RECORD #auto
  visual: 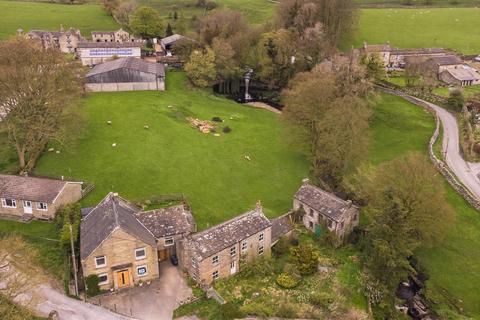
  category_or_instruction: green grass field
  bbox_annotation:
[349,8,480,54]
[433,84,480,98]
[0,1,118,39]
[34,72,309,229]
[370,93,480,318]
[139,0,276,24]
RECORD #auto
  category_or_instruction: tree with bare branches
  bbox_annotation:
[0,37,83,174]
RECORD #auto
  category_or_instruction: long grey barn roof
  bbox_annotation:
[0,174,79,203]
[271,212,294,243]
[428,55,463,66]
[185,208,271,261]
[294,183,357,222]
[80,193,156,260]
[86,57,165,78]
[134,205,196,238]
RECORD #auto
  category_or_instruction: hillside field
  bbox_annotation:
[370,94,480,318]
[34,72,309,230]
[0,1,118,39]
[139,0,276,24]
[348,8,480,54]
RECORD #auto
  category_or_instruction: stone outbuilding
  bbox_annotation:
[180,204,272,285]
[0,174,83,220]
[91,28,138,43]
[85,57,165,92]
[293,180,359,240]
[26,27,84,53]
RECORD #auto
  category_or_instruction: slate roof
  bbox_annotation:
[185,208,272,260]
[77,41,141,49]
[391,48,446,55]
[134,204,196,238]
[80,193,156,260]
[364,44,391,52]
[86,57,165,77]
[0,174,80,203]
[294,183,358,222]
[271,212,294,243]
[428,55,463,66]
[442,67,480,81]
[160,34,186,48]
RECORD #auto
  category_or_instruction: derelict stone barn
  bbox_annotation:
[85,57,165,92]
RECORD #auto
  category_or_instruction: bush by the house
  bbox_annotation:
[223,126,232,133]
[276,273,300,289]
[447,89,464,111]
[272,237,290,257]
[219,302,244,320]
[289,243,319,276]
[85,274,100,297]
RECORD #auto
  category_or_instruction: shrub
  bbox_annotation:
[212,116,223,122]
[309,291,334,309]
[219,302,244,320]
[85,274,100,297]
[276,273,300,289]
[272,237,290,257]
[223,126,232,133]
[447,89,464,111]
[205,1,217,10]
[289,243,319,276]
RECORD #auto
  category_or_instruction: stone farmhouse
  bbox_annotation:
[179,204,273,284]
[80,193,196,290]
[85,57,165,92]
[425,56,480,87]
[362,42,447,69]
[24,26,84,53]
[294,180,359,240]
[0,174,83,220]
[91,28,138,43]
[77,42,142,66]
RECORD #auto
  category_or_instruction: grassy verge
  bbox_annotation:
[369,93,480,318]
[0,220,64,280]
[0,294,46,320]
[34,71,309,230]
[0,0,118,40]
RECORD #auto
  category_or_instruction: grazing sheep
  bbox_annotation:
[112,143,117,148]
[244,155,251,161]
[107,120,112,125]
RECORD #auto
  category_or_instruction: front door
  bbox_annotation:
[117,270,130,288]
[23,201,32,214]
[158,249,169,261]
[230,260,236,275]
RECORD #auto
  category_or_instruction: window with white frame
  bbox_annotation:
[36,202,48,211]
[192,272,197,281]
[135,247,146,260]
[98,273,108,285]
[241,241,248,253]
[95,256,106,268]
[137,265,148,276]
[212,255,219,266]
[258,245,264,255]
[258,233,264,242]
[192,258,197,269]
[1,198,16,208]
[212,270,219,280]
[164,236,174,246]
[230,246,236,257]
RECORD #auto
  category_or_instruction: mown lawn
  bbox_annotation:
[138,0,276,24]
[348,8,480,54]
[370,93,480,318]
[34,71,309,229]
[0,1,118,40]
[0,220,64,279]
[433,84,480,98]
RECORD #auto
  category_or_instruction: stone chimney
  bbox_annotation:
[363,41,367,49]
[346,200,352,208]
[302,177,310,185]
[16,28,23,36]
[255,200,262,211]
